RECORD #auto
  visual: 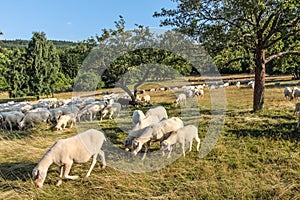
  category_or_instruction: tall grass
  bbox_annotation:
[1,84,300,199]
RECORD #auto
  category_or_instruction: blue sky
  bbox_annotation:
[0,0,176,42]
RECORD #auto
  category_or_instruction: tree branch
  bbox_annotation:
[266,51,300,63]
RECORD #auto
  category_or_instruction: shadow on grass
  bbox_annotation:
[0,162,35,181]
[229,122,300,142]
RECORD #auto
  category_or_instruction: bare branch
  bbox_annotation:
[266,51,300,63]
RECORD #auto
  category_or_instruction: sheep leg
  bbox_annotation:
[189,140,193,152]
[195,137,201,151]
[97,150,106,168]
[56,166,64,186]
[109,112,113,119]
[167,146,173,159]
[85,154,97,178]
[63,163,78,180]
[182,142,186,157]
[141,142,150,160]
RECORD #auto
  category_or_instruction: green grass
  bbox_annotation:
[2,82,300,199]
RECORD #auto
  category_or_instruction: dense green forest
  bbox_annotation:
[1,39,76,49]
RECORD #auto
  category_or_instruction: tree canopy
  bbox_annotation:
[154,0,300,111]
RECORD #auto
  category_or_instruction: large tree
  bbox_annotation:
[154,0,300,111]
[26,32,61,98]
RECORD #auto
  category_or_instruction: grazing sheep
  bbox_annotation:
[100,103,121,120]
[248,81,254,89]
[19,110,51,129]
[193,89,204,97]
[235,81,241,89]
[132,110,146,125]
[141,95,151,105]
[292,87,300,100]
[32,129,106,188]
[77,103,105,122]
[175,93,186,107]
[124,115,160,151]
[160,125,200,158]
[145,106,168,121]
[55,113,76,130]
[131,117,184,160]
[49,108,63,124]
[1,111,25,131]
[284,87,293,100]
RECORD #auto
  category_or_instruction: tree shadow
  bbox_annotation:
[0,162,35,181]
[229,121,300,142]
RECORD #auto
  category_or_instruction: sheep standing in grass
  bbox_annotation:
[292,87,300,100]
[145,105,168,121]
[284,87,293,100]
[100,102,121,120]
[160,125,200,158]
[55,113,76,130]
[174,93,186,107]
[124,115,159,151]
[131,117,184,160]
[32,129,106,188]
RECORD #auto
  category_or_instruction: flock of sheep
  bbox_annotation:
[1,80,260,188]
[284,86,300,128]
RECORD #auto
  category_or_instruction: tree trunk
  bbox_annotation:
[253,49,266,112]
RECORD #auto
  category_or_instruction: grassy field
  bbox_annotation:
[1,79,300,199]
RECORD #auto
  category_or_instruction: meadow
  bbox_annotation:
[1,77,300,199]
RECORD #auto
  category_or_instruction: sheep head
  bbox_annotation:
[32,167,47,188]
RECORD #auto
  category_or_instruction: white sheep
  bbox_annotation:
[131,117,184,160]
[292,87,300,100]
[235,81,241,89]
[100,102,121,120]
[160,125,200,158]
[32,129,106,188]
[141,95,151,104]
[124,115,159,151]
[284,87,293,100]
[132,110,146,125]
[0,111,25,131]
[174,93,187,107]
[248,81,254,89]
[19,110,51,129]
[55,113,76,130]
[145,106,168,121]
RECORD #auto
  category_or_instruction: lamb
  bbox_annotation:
[160,125,200,158]
[100,102,121,120]
[132,110,146,125]
[174,93,186,107]
[145,106,168,121]
[124,115,160,151]
[284,87,293,100]
[32,129,106,188]
[55,113,76,130]
[19,110,51,129]
[131,117,184,160]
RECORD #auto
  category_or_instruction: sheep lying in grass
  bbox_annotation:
[55,113,76,131]
[32,129,106,188]
[131,117,184,160]
[160,125,200,158]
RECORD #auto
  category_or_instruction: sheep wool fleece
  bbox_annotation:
[77,129,105,155]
